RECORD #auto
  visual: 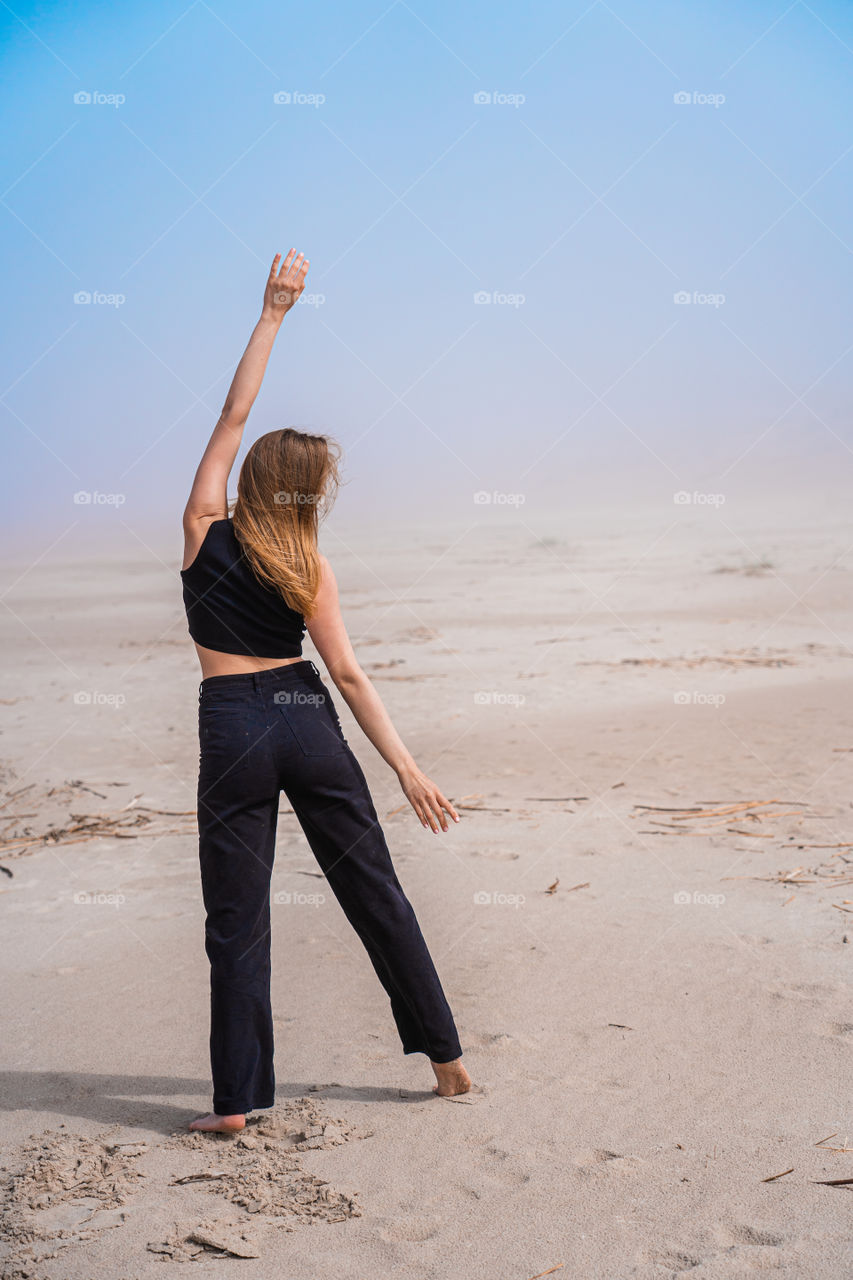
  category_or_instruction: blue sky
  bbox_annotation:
[2,0,852,555]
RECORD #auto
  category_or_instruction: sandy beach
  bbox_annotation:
[1,509,851,1278]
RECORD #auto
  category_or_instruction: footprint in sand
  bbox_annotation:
[641,1245,703,1272]
[462,1029,516,1050]
[770,980,836,1002]
[573,1149,642,1179]
[378,1214,442,1242]
[725,1223,784,1248]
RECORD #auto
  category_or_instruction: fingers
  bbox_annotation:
[286,251,305,280]
[437,790,460,824]
[427,795,448,832]
[426,791,451,832]
[410,796,438,832]
[277,248,297,277]
[274,249,309,292]
[407,784,460,834]
[425,793,445,834]
[418,804,434,832]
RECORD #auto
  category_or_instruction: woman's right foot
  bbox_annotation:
[188,1111,246,1132]
[430,1058,472,1097]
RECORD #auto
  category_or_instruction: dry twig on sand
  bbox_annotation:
[0,779,196,861]
[579,648,799,670]
[761,1168,794,1183]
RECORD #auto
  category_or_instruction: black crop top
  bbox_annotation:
[180,519,307,658]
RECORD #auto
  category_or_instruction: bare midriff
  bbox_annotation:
[192,641,306,681]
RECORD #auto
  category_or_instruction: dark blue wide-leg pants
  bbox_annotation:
[196,659,462,1115]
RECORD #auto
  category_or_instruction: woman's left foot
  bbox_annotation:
[188,1111,245,1132]
[430,1058,471,1096]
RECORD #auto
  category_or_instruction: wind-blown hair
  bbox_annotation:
[231,427,341,618]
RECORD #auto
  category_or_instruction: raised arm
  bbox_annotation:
[307,556,460,834]
[182,249,309,559]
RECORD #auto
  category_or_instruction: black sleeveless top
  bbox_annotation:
[180,519,306,657]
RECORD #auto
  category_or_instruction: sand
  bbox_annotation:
[1,511,851,1278]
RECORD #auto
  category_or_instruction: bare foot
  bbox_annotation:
[188,1111,245,1133]
[430,1058,472,1097]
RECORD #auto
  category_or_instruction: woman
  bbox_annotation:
[181,249,471,1132]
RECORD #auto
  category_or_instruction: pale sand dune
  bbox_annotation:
[1,514,852,1278]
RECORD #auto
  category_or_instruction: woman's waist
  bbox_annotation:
[198,656,321,697]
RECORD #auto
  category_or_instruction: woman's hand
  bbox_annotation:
[262,248,309,321]
[398,765,460,833]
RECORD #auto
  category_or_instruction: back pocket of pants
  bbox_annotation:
[198,703,252,784]
[273,686,347,756]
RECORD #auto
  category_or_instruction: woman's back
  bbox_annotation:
[180,518,306,659]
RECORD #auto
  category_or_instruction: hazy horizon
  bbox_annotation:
[3,0,852,563]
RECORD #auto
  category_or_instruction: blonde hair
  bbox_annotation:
[231,427,341,618]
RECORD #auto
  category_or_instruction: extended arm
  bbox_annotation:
[182,250,309,551]
[307,557,460,834]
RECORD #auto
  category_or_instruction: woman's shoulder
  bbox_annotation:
[181,516,230,574]
[317,552,336,584]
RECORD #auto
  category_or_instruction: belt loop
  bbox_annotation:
[253,670,262,691]
[310,660,319,677]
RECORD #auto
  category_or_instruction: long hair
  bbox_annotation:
[230,428,341,618]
